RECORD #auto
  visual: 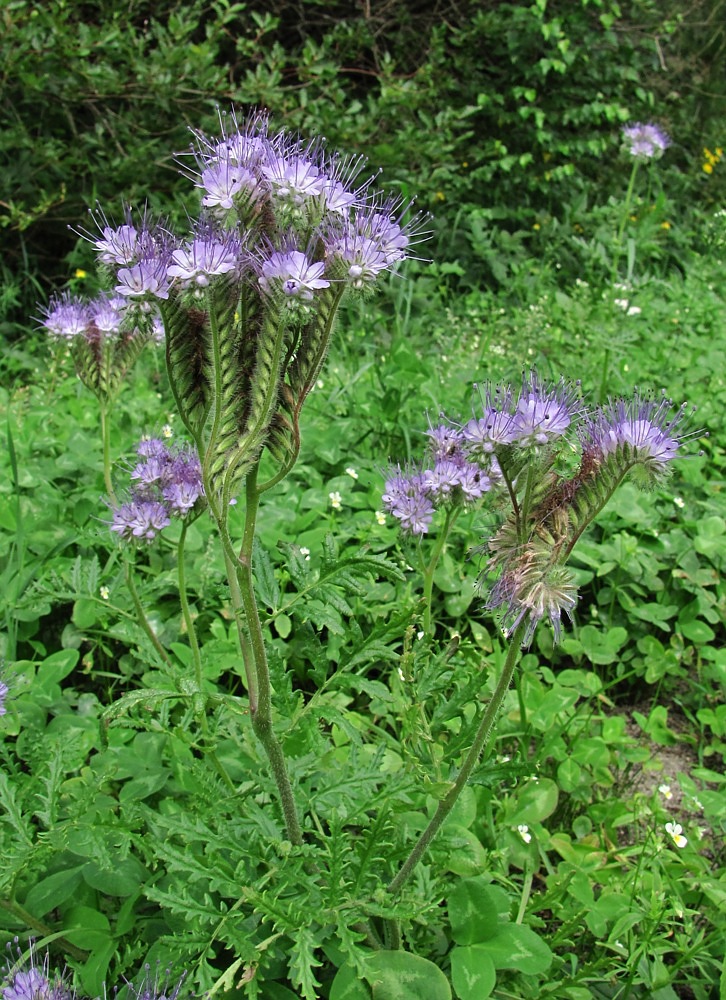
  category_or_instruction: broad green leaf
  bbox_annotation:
[474,923,552,974]
[329,966,371,1000]
[23,864,85,917]
[507,777,559,825]
[448,877,502,945]
[367,952,451,1000]
[450,945,496,1000]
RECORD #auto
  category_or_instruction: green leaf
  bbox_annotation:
[23,865,86,917]
[82,855,147,896]
[474,923,553,974]
[329,966,372,1000]
[367,952,451,1000]
[507,777,559,826]
[450,945,496,1000]
[72,598,98,629]
[578,625,628,664]
[448,877,502,945]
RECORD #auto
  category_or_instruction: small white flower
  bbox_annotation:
[673,496,685,508]
[299,546,311,561]
[328,491,342,510]
[665,821,688,848]
[162,424,173,439]
[614,298,630,310]
[316,378,324,390]
[375,510,386,525]
[100,586,110,600]
[658,784,673,800]
[345,466,359,480]
[416,630,425,640]
[626,305,642,316]
[517,824,532,844]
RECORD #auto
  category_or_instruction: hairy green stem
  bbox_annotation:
[124,559,174,669]
[387,621,526,897]
[177,520,204,695]
[0,898,88,962]
[100,401,115,501]
[236,463,303,845]
[421,508,459,635]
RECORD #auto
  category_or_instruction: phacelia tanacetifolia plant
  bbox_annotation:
[78,108,427,847]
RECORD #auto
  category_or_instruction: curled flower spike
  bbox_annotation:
[581,392,702,483]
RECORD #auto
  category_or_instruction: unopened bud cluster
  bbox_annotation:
[384,372,701,643]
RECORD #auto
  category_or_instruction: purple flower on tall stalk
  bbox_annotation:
[167,231,243,287]
[110,500,171,542]
[259,249,330,301]
[510,372,583,447]
[581,392,695,479]
[40,293,90,339]
[198,161,260,212]
[116,256,171,300]
[622,122,671,160]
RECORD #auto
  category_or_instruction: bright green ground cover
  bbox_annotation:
[1,240,724,998]
[1,2,725,996]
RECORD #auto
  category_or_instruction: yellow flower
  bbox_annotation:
[660,220,671,230]
[74,268,87,279]
[434,191,446,202]
[703,162,714,175]
[532,222,541,231]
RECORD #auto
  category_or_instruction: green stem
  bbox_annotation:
[601,159,640,402]
[237,464,303,845]
[222,545,258,710]
[178,521,237,794]
[124,559,174,669]
[387,622,526,897]
[177,519,204,696]
[100,401,115,501]
[0,898,88,961]
[421,508,459,635]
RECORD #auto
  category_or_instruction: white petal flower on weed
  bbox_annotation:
[665,821,688,848]
[345,466,359,479]
[658,783,673,800]
[162,424,173,439]
[100,586,110,600]
[299,546,311,561]
[375,510,386,525]
[673,496,685,508]
[627,305,642,316]
[517,824,532,844]
[329,491,342,510]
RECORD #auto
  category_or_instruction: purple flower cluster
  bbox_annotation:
[382,424,493,535]
[110,438,204,543]
[384,374,699,643]
[40,291,130,341]
[2,944,70,1000]
[76,113,424,316]
[0,677,7,717]
[2,943,187,1000]
[581,392,695,476]
[622,122,671,160]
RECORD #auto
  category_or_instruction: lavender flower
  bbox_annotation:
[2,943,70,1000]
[262,150,325,208]
[198,161,259,212]
[622,122,671,160]
[167,232,243,287]
[510,372,582,447]
[116,256,171,301]
[461,384,516,456]
[40,293,90,339]
[382,469,435,535]
[109,439,204,543]
[581,393,694,479]
[259,250,330,301]
[0,678,8,716]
